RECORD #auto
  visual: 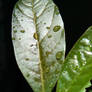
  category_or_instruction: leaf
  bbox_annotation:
[89,90,92,92]
[57,26,92,92]
[12,0,66,92]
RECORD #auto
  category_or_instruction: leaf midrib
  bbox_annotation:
[31,0,45,92]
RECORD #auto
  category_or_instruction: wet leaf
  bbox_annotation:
[57,26,92,92]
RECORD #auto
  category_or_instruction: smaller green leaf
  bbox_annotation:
[57,26,92,92]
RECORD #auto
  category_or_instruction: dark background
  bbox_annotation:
[0,0,92,92]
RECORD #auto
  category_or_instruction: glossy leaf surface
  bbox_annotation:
[12,0,65,92]
[57,26,92,92]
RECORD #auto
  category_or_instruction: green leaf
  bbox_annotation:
[12,0,66,92]
[89,90,92,92]
[57,26,92,92]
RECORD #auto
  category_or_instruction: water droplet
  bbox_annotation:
[82,61,86,66]
[44,23,46,25]
[74,66,78,70]
[42,63,47,70]
[13,26,15,29]
[19,38,21,40]
[34,77,40,82]
[13,30,17,33]
[35,43,38,48]
[55,69,60,74]
[46,27,50,30]
[51,61,56,66]
[20,30,25,33]
[58,60,63,64]
[46,51,51,56]
[45,67,49,73]
[80,38,90,45]
[56,51,62,60]
[73,66,80,72]
[21,19,23,21]
[26,73,30,77]
[33,33,38,40]
[12,37,15,40]
[55,6,59,15]
[30,44,34,47]
[53,25,61,32]
[49,82,53,88]
[25,58,30,61]
[85,47,90,51]
[48,35,52,38]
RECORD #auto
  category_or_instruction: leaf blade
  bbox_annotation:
[57,26,92,92]
[12,0,66,92]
